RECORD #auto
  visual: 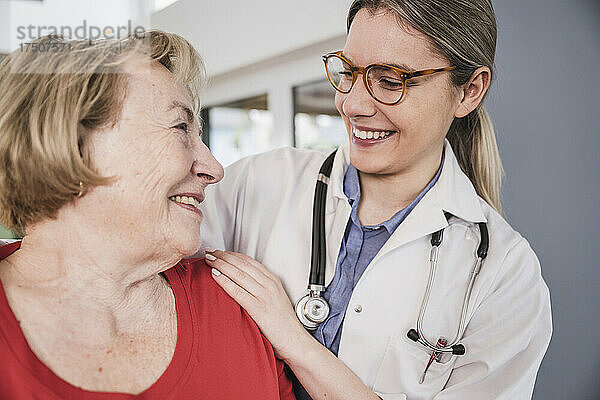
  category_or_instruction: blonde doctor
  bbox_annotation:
[201,0,552,399]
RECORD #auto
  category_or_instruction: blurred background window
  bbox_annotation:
[201,94,275,167]
[293,80,346,151]
[0,225,18,240]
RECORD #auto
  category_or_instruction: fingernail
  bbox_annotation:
[211,268,221,276]
[205,247,218,253]
[205,253,217,261]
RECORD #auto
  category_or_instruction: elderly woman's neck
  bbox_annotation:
[5,222,179,318]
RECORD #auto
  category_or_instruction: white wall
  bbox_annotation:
[150,0,352,77]
[150,0,351,146]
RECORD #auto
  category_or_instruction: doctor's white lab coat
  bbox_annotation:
[200,140,552,400]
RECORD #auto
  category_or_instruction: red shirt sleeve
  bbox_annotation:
[276,359,296,400]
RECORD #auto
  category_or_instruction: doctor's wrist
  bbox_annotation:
[277,327,319,365]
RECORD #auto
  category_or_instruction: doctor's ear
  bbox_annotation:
[454,66,491,118]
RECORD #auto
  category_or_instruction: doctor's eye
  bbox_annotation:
[377,77,404,91]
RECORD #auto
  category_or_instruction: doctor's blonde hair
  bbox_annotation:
[0,30,205,233]
[348,0,504,214]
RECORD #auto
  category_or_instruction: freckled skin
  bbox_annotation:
[333,9,482,225]
[77,55,222,272]
[336,9,460,179]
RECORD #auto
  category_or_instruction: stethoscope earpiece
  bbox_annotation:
[451,344,466,356]
[407,328,420,342]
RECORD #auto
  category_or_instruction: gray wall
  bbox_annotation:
[488,0,600,398]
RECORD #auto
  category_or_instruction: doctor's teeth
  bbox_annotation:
[352,127,392,140]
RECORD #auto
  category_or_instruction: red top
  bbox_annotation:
[0,242,295,400]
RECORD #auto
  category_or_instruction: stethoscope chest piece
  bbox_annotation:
[295,288,330,331]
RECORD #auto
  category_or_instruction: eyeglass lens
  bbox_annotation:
[326,55,405,104]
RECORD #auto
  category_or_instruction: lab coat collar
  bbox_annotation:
[329,141,351,202]
[431,139,487,224]
[328,139,487,225]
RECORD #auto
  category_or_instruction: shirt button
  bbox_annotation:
[354,304,363,313]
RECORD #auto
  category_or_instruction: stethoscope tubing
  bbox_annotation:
[295,151,337,330]
[309,152,336,287]
[411,221,488,355]
[297,149,490,360]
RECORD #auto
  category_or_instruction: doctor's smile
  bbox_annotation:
[351,125,398,145]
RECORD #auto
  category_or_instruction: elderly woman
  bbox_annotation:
[0,32,294,399]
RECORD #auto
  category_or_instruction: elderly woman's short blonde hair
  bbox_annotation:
[0,31,205,233]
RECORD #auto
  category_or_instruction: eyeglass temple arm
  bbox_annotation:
[405,66,455,80]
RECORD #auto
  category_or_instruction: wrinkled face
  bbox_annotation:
[336,9,461,176]
[80,56,223,261]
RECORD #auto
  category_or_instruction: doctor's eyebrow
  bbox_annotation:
[166,100,195,124]
[382,62,416,72]
[340,52,415,72]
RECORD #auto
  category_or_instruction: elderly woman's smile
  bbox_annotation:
[168,194,204,215]
[0,31,295,398]
[75,55,222,259]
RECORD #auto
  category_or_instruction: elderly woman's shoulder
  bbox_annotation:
[171,257,222,292]
[172,258,253,320]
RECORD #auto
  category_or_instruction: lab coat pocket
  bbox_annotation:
[372,335,455,400]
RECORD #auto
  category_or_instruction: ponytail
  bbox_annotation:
[447,106,504,214]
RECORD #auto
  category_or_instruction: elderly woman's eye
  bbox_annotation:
[173,122,189,132]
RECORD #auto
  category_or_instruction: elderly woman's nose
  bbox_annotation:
[192,141,224,184]
[340,77,376,118]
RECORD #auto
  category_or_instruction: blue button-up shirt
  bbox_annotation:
[294,152,444,399]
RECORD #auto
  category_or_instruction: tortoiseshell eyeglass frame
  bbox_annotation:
[323,51,456,106]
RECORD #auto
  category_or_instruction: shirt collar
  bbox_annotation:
[343,150,444,233]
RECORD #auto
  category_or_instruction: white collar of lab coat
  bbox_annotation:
[327,138,487,227]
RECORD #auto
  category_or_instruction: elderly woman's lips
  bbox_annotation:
[169,195,203,216]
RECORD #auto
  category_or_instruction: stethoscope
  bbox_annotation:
[294,150,489,383]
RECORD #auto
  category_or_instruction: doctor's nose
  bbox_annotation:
[338,76,377,119]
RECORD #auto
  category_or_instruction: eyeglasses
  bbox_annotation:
[323,51,455,105]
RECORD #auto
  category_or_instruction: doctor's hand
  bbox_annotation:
[205,250,313,362]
